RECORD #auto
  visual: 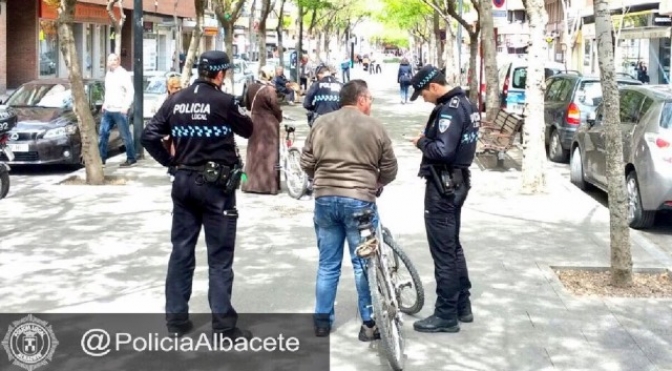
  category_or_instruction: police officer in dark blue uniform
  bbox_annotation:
[141,50,254,340]
[303,64,342,127]
[408,65,480,333]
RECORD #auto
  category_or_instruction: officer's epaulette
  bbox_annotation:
[448,97,460,108]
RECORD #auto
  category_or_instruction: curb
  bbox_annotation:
[542,160,672,271]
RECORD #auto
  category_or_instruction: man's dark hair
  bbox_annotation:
[198,69,221,80]
[340,79,369,106]
[429,73,448,87]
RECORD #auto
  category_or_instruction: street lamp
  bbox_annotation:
[560,42,568,72]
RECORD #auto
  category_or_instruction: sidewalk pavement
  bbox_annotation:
[2,68,672,370]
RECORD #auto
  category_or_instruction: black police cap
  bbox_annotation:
[197,50,231,73]
[410,65,445,102]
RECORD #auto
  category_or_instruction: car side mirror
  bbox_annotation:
[587,111,597,126]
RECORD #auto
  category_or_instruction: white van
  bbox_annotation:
[497,59,568,116]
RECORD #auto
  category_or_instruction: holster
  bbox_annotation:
[429,166,469,196]
[181,161,242,195]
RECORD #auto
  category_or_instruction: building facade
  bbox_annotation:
[0,0,197,94]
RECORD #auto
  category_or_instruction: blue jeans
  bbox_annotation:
[99,110,135,162]
[400,84,410,102]
[313,196,378,328]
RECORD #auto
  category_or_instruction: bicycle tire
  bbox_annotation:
[0,169,9,200]
[382,227,425,315]
[285,148,308,199]
[368,256,404,371]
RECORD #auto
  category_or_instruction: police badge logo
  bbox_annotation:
[438,119,450,133]
[1,315,59,371]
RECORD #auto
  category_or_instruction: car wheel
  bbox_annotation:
[569,146,588,190]
[626,170,656,229]
[548,129,569,163]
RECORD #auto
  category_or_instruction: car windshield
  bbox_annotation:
[145,79,166,95]
[512,67,564,89]
[577,80,642,107]
[6,83,73,108]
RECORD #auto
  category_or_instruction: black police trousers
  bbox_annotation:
[166,170,239,332]
[424,179,472,320]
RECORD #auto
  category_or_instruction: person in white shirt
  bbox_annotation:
[100,53,136,167]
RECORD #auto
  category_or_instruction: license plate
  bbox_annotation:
[8,143,29,152]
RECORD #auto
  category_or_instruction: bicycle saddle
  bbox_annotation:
[285,124,296,133]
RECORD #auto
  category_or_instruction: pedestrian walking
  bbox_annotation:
[241,65,284,195]
[340,56,351,83]
[397,58,413,104]
[140,50,254,341]
[408,65,480,333]
[300,79,398,340]
[99,53,136,167]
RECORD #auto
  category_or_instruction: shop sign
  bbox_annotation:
[40,0,122,22]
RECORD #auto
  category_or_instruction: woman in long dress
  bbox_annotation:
[241,65,283,195]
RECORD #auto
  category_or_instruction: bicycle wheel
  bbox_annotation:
[382,227,425,315]
[368,255,404,371]
[285,148,308,199]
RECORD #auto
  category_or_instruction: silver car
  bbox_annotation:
[569,84,672,229]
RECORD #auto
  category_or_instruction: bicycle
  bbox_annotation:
[277,122,310,199]
[354,208,425,371]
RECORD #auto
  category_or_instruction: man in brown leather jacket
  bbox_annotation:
[300,79,398,340]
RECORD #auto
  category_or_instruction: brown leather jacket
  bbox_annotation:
[300,107,398,202]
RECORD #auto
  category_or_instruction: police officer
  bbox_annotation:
[303,64,342,127]
[141,50,254,340]
[408,65,479,333]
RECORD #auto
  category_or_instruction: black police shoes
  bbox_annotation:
[459,301,474,323]
[167,320,194,337]
[413,315,460,333]
[213,327,253,341]
[314,325,330,337]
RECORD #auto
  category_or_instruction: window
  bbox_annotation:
[660,102,672,129]
[6,83,72,108]
[619,90,644,123]
[545,79,566,102]
[511,67,526,89]
[39,21,59,78]
[558,79,574,101]
[640,97,654,119]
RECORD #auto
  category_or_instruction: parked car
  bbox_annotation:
[497,59,567,116]
[544,73,642,162]
[0,79,124,166]
[143,73,181,120]
[569,84,672,229]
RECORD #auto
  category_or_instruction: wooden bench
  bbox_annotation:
[477,109,525,168]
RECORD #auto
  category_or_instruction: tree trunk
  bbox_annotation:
[467,33,479,102]
[223,21,235,87]
[181,0,205,87]
[58,0,104,185]
[276,0,286,65]
[172,1,182,72]
[106,0,125,56]
[258,0,271,66]
[249,0,257,61]
[594,0,633,287]
[480,0,501,121]
[521,0,548,194]
[443,21,458,86]
[433,12,443,67]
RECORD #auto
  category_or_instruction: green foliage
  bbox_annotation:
[370,26,410,48]
[376,0,431,29]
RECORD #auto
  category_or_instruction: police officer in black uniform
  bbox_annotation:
[141,50,254,339]
[303,64,342,127]
[408,65,480,333]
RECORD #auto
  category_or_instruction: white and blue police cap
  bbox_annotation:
[197,50,231,73]
[410,65,445,102]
